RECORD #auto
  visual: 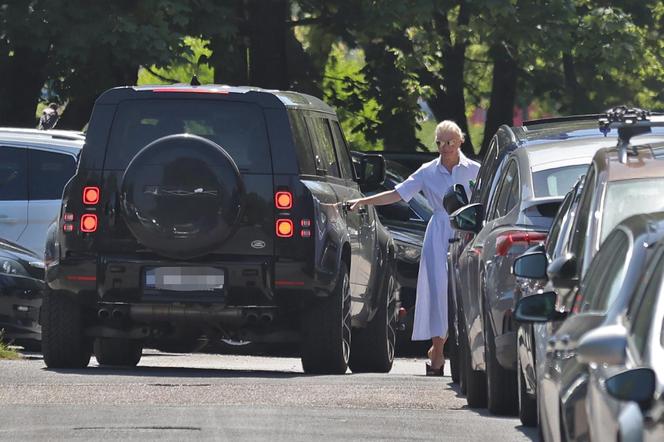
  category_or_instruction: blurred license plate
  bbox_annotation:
[145,267,225,291]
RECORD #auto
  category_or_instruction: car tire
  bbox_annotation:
[349,274,397,373]
[448,292,460,384]
[94,338,143,367]
[518,331,538,427]
[41,290,91,369]
[301,265,351,374]
[460,312,487,407]
[484,308,518,416]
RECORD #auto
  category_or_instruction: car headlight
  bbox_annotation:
[0,258,29,276]
[395,240,421,263]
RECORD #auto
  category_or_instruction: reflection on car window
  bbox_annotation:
[532,164,587,197]
[29,150,76,200]
[630,251,664,355]
[600,178,664,243]
[0,146,27,201]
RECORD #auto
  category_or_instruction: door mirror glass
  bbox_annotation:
[606,368,656,404]
[514,291,564,323]
[576,324,627,366]
[548,254,578,288]
[513,251,548,279]
[357,154,386,191]
[450,203,484,234]
[443,184,469,215]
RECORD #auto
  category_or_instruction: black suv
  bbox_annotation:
[41,85,399,374]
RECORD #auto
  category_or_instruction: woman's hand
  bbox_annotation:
[346,198,364,211]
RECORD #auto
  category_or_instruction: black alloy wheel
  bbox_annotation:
[448,292,460,384]
[517,327,538,427]
[460,312,487,408]
[483,307,518,415]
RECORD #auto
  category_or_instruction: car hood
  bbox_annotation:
[0,238,45,279]
[388,226,424,248]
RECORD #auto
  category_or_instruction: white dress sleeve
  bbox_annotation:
[395,166,425,202]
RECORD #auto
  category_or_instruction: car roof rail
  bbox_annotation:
[598,106,664,163]
[523,114,602,127]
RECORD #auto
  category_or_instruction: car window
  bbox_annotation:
[587,230,630,312]
[287,110,316,175]
[505,164,521,213]
[545,189,574,257]
[629,251,664,355]
[490,160,518,219]
[330,121,355,180]
[600,177,664,243]
[306,117,340,178]
[0,146,28,201]
[574,229,629,313]
[105,99,271,172]
[532,164,587,197]
[28,150,76,200]
[569,165,596,271]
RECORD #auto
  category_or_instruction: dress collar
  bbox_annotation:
[437,151,471,173]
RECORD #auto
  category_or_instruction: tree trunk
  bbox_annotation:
[210,0,249,86]
[247,0,289,89]
[562,52,593,114]
[0,46,48,127]
[480,42,518,159]
[425,4,474,157]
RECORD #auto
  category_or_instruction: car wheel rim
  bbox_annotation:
[341,272,351,363]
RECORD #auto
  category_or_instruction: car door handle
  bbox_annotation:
[0,216,19,224]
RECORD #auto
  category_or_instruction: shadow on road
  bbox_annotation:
[44,364,311,379]
[443,381,540,441]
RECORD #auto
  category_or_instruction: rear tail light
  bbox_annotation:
[276,219,294,238]
[63,212,75,222]
[63,223,74,232]
[495,231,547,256]
[83,186,100,205]
[301,219,311,228]
[80,214,98,233]
[300,229,311,238]
[275,191,293,210]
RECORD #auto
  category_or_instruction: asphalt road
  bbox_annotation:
[0,351,538,441]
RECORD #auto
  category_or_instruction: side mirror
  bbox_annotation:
[514,291,566,323]
[605,368,656,404]
[357,154,386,191]
[513,251,548,279]
[450,203,484,234]
[576,324,627,366]
[547,254,578,289]
[443,184,469,215]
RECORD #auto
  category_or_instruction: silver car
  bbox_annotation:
[0,128,83,255]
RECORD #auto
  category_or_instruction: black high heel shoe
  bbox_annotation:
[425,362,445,376]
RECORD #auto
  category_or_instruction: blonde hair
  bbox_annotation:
[435,120,465,142]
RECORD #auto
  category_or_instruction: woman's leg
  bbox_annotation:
[430,336,446,369]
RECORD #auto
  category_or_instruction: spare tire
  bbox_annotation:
[120,134,244,259]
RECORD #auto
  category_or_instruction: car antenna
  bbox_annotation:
[598,106,651,164]
[190,75,201,86]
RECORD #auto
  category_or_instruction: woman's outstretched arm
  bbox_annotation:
[346,190,402,211]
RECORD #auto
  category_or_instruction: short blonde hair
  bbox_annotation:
[435,120,465,142]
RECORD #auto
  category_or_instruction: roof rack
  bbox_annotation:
[598,106,664,163]
[523,114,601,127]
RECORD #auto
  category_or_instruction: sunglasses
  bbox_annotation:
[435,139,458,147]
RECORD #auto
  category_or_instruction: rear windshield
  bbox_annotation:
[600,177,664,242]
[104,99,271,172]
[532,164,587,197]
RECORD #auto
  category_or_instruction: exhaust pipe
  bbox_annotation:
[260,313,273,324]
[98,308,110,320]
[246,313,258,324]
[111,309,124,320]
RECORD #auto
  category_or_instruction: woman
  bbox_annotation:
[348,120,480,375]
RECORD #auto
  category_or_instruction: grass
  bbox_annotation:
[0,330,20,360]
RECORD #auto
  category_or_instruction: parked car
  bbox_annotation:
[513,111,664,434]
[41,84,399,374]
[515,211,664,442]
[0,128,83,255]
[511,175,587,426]
[579,228,664,442]
[361,150,437,174]
[449,119,609,414]
[0,237,45,351]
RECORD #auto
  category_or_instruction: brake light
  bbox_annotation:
[276,219,294,238]
[152,87,229,94]
[80,214,98,233]
[83,186,100,205]
[275,191,293,210]
[63,213,74,222]
[495,231,547,256]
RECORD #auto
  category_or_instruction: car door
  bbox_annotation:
[0,145,28,244]
[22,148,77,254]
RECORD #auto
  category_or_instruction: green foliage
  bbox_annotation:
[0,330,20,360]
[137,37,214,85]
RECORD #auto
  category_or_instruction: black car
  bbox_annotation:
[0,238,45,351]
[41,84,399,374]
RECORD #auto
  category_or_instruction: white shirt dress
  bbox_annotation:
[395,153,480,341]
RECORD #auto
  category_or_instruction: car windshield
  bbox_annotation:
[105,99,271,172]
[532,164,588,198]
[600,177,664,242]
